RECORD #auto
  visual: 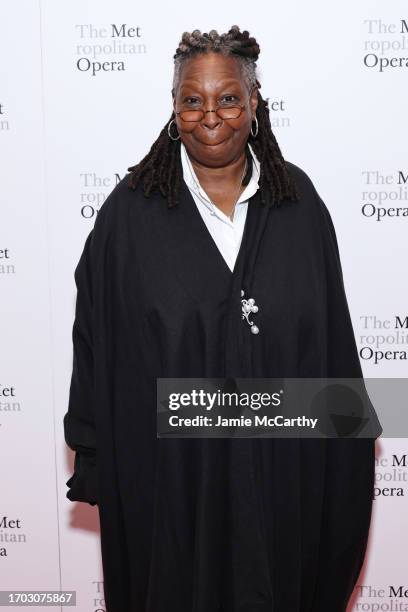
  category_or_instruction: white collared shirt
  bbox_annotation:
[180,141,261,272]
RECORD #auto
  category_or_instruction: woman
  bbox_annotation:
[64,26,379,612]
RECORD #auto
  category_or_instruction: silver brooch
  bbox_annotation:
[241,289,260,335]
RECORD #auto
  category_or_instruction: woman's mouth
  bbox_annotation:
[197,138,228,147]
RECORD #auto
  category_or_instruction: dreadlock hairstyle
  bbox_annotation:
[127,25,299,208]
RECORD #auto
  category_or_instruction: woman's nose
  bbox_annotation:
[201,108,222,129]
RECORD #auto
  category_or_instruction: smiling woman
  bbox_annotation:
[63,24,380,612]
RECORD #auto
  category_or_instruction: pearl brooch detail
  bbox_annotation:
[241,290,260,335]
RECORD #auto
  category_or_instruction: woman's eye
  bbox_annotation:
[184,97,200,105]
[220,95,238,104]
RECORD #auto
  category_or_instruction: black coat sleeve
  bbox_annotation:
[63,229,98,506]
[309,185,381,610]
[317,189,365,378]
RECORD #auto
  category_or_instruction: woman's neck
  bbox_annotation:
[187,147,248,217]
[189,149,247,190]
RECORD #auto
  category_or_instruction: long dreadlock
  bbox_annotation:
[127,25,299,207]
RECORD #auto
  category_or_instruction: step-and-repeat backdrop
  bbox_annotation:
[1,1,407,610]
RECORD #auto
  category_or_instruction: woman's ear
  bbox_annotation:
[250,86,259,117]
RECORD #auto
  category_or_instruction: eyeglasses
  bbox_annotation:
[175,104,246,123]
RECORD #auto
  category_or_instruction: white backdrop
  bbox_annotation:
[1,1,407,610]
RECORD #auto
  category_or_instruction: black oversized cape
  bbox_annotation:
[64,157,379,612]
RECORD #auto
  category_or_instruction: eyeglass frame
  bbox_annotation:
[175,103,247,123]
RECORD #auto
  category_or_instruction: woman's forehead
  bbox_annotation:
[178,54,244,87]
[181,52,241,72]
[179,76,243,91]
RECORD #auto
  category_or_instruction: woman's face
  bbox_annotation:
[173,52,258,167]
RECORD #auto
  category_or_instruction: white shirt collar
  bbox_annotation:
[180,140,260,214]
